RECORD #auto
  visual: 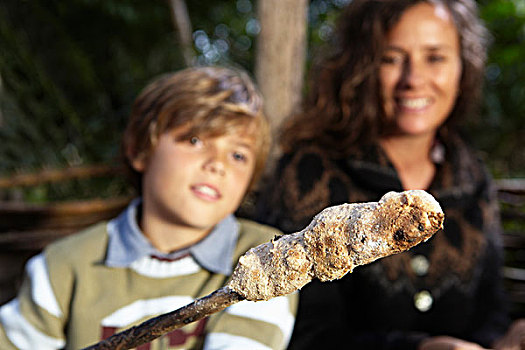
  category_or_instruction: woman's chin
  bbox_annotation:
[394,120,439,138]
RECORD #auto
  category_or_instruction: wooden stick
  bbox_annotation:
[82,287,244,350]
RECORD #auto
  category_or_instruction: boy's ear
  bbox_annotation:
[131,156,146,173]
[126,146,147,173]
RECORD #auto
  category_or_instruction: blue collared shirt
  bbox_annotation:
[105,198,239,275]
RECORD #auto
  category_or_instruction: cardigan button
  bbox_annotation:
[414,290,433,312]
[411,255,429,276]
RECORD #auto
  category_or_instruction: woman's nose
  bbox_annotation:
[400,59,425,88]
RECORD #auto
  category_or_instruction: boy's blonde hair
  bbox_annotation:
[122,66,270,195]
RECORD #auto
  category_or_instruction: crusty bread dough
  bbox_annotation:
[228,190,444,301]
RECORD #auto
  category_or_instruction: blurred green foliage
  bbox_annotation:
[0,0,523,203]
[476,0,525,178]
[0,0,184,172]
[0,0,185,201]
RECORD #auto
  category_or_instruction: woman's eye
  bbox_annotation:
[428,54,445,63]
[381,54,402,65]
[381,56,395,64]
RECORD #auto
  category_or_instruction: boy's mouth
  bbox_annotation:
[192,184,221,200]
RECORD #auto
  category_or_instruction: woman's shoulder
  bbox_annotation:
[279,143,332,165]
[258,144,353,233]
[277,144,342,180]
[445,133,494,187]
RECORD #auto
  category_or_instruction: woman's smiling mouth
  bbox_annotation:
[397,97,432,110]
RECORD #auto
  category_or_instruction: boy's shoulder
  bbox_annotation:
[234,218,282,256]
[45,221,110,265]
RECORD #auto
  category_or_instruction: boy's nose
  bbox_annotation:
[203,153,226,176]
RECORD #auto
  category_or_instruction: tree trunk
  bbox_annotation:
[255,0,308,171]
[168,0,194,66]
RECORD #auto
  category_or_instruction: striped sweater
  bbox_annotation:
[0,210,297,349]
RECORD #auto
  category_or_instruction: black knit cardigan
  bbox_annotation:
[255,136,510,350]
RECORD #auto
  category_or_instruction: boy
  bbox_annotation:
[0,66,297,349]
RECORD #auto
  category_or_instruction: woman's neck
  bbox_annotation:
[379,134,436,190]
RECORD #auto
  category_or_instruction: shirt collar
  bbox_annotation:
[105,198,239,275]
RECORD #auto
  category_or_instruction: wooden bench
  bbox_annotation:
[496,179,525,319]
[0,165,132,305]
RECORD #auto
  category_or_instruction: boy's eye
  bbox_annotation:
[232,151,247,162]
[189,136,202,146]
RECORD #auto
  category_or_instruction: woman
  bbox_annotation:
[256,0,522,348]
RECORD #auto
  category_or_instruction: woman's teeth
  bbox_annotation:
[399,98,430,109]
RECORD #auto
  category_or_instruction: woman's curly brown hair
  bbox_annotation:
[281,0,489,157]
